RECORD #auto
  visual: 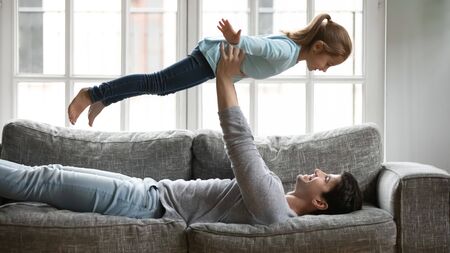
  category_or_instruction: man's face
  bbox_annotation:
[293,168,341,202]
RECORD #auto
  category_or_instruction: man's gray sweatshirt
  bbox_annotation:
[156,106,297,225]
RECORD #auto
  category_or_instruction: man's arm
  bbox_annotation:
[215,44,292,224]
[215,42,244,111]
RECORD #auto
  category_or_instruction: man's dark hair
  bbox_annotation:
[315,171,363,215]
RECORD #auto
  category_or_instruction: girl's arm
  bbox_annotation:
[217,19,293,61]
[216,44,291,224]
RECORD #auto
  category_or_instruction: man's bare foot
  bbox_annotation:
[88,101,106,127]
[68,88,93,125]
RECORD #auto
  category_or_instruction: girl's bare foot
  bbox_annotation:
[68,88,93,125]
[88,101,106,127]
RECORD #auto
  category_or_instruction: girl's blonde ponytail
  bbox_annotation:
[284,13,352,60]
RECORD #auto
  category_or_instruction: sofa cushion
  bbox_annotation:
[187,205,396,253]
[0,202,187,253]
[192,129,234,180]
[192,124,383,203]
[1,119,195,180]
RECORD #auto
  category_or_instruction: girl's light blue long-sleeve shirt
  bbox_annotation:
[198,35,301,80]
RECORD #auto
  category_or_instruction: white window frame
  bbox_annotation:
[1,0,189,132]
[191,0,385,137]
[0,0,385,140]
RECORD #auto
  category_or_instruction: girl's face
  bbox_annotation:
[306,52,344,72]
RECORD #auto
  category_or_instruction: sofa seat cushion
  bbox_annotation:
[187,205,396,253]
[0,202,187,253]
[1,119,195,180]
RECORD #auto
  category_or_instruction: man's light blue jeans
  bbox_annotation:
[0,159,164,219]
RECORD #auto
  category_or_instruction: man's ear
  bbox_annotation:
[312,197,328,211]
[311,40,325,54]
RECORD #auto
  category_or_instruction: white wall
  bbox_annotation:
[386,0,450,172]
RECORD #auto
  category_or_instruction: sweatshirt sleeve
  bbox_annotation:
[218,106,293,224]
[235,36,292,61]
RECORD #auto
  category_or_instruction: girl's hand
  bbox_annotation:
[217,18,241,45]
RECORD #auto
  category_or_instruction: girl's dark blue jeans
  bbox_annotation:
[89,47,215,106]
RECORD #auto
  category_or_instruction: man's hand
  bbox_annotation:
[216,42,245,79]
[217,18,241,45]
[216,43,245,112]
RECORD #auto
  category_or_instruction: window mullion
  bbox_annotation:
[12,0,18,121]
[186,0,201,130]
[10,0,17,122]
[250,79,258,136]
[306,79,314,133]
[176,0,188,130]
[121,0,128,131]
[362,0,368,125]
[13,0,18,77]
[249,0,257,134]
[250,0,257,36]
[353,83,356,125]
[306,0,314,133]
[65,0,72,127]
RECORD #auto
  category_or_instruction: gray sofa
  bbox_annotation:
[0,119,448,253]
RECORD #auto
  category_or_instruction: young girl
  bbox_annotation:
[68,13,352,126]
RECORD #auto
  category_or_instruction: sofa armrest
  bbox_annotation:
[377,162,449,252]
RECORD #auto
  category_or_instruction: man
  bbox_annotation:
[0,44,362,226]
[211,43,362,224]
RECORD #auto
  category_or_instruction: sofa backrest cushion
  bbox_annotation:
[1,119,194,181]
[192,124,383,204]
[192,130,234,180]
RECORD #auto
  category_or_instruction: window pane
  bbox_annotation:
[202,0,248,38]
[127,0,178,132]
[130,0,164,8]
[17,82,65,126]
[72,83,121,131]
[74,0,121,75]
[315,0,363,12]
[259,0,307,76]
[257,83,306,135]
[315,0,363,76]
[18,0,65,74]
[313,83,362,132]
[202,81,250,131]
[201,1,250,131]
[261,0,307,33]
[355,83,362,124]
[128,94,177,132]
[129,0,177,73]
[19,0,41,8]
